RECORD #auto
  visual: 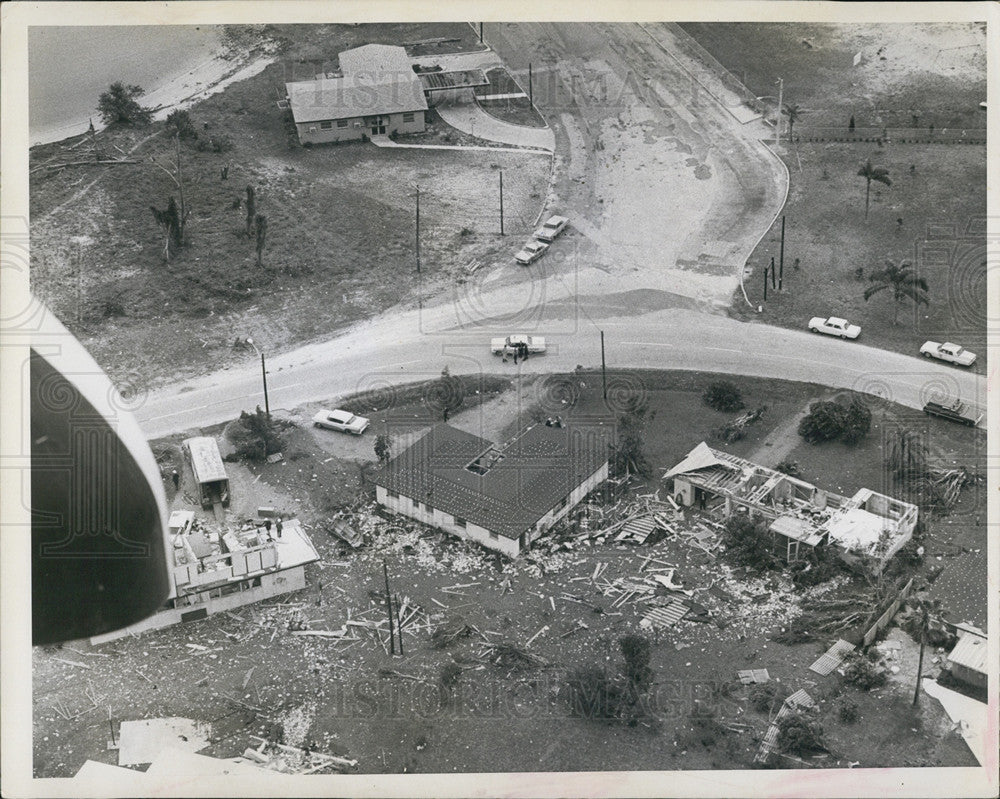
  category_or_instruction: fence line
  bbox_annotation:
[793,126,985,145]
[862,576,915,648]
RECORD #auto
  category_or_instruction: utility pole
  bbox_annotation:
[528,63,533,106]
[499,170,504,235]
[479,22,483,43]
[778,215,785,290]
[415,185,420,274]
[600,330,607,401]
[775,77,784,146]
[245,338,270,418]
[383,560,396,655]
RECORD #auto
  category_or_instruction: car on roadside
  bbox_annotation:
[533,215,569,242]
[922,399,983,427]
[490,334,546,356]
[807,316,861,339]
[919,341,976,367]
[312,408,370,435]
[514,239,549,265]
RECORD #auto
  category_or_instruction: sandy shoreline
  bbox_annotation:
[31,47,277,148]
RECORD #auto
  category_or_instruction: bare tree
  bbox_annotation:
[149,132,191,247]
[255,214,267,267]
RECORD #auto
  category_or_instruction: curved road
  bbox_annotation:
[123,23,986,438]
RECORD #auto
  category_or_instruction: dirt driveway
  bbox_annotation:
[482,22,788,313]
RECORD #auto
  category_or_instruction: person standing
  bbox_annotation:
[171,469,180,490]
[276,518,283,538]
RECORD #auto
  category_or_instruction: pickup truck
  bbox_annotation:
[922,399,983,427]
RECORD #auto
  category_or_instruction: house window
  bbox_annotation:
[337,119,348,128]
[386,489,398,499]
[454,517,467,529]
[402,112,415,123]
[320,121,333,130]
[488,530,498,539]
[556,496,569,510]
[425,504,435,515]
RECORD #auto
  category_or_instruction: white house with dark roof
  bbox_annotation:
[285,44,429,145]
[372,423,610,557]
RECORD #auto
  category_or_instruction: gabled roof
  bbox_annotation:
[947,630,988,674]
[928,548,988,633]
[373,423,610,539]
[662,441,727,481]
[285,43,428,124]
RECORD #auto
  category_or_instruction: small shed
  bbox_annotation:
[769,514,825,562]
[946,630,987,690]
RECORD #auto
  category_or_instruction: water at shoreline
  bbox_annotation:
[28,26,224,145]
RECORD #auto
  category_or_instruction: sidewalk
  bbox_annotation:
[434,89,555,151]
[369,135,549,155]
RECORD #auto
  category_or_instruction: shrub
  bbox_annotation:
[619,634,652,691]
[789,546,845,588]
[196,134,234,153]
[226,406,284,461]
[439,662,462,690]
[841,651,888,690]
[777,714,825,755]
[722,515,777,572]
[98,82,151,127]
[703,381,745,412]
[165,109,198,141]
[840,396,872,445]
[775,459,801,477]
[838,697,860,723]
[749,682,778,713]
[798,395,871,445]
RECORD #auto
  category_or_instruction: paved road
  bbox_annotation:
[434,90,556,151]
[134,296,984,438]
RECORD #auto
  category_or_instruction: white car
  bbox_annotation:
[808,316,861,339]
[514,239,549,265]
[490,334,546,355]
[533,215,569,242]
[920,341,976,366]
[312,408,370,435]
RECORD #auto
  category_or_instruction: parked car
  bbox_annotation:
[514,239,549,265]
[807,316,861,339]
[490,334,546,355]
[919,341,976,366]
[312,408,370,435]
[922,399,983,427]
[533,215,569,242]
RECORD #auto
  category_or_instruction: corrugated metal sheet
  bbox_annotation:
[809,639,855,675]
[947,631,988,674]
[184,437,227,484]
[737,669,770,685]
[639,600,689,630]
[784,688,815,711]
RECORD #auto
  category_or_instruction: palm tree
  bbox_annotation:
[885,428,929,479]
[911,595,943,706]
[863,259,929,325]
[857,159,892,220]
[783,104,804,138]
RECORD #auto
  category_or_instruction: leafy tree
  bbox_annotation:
[837,697,860,723]
[97,82,151,127]
[910,595,942,706]
[421,366,465,422]
[245,186,256,237]
[374,433,391,463]
[841,650,888,690]
[722,514,776,572]
[703,381,745,412]
[840,395,872,445]
[863,259,930,325]
[255,214,267,267]
[165,109,198,141]
[610,397,651,479]
[783,103,804,137]
[798,401,848,444]
[857,159,891,220]
[227,405,283,461]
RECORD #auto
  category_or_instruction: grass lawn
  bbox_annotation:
[678,22,987,131]
[730,142,986,366]
[32,369,981,776]
[28,26,549,388]
[475,68,547,129]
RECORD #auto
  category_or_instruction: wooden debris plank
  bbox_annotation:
[736,668,770,685]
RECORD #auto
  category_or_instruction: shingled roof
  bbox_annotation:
[372,423,611,539]
[927,548,988,634]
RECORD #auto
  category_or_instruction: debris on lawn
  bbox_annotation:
[737,669,771,685]
[245,735,357,774]
[117,718,212,766]
[808,639,856,676]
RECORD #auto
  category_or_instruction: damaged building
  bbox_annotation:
[90,514,320,644]
[372,423,610,557]
[664,442,918,570]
